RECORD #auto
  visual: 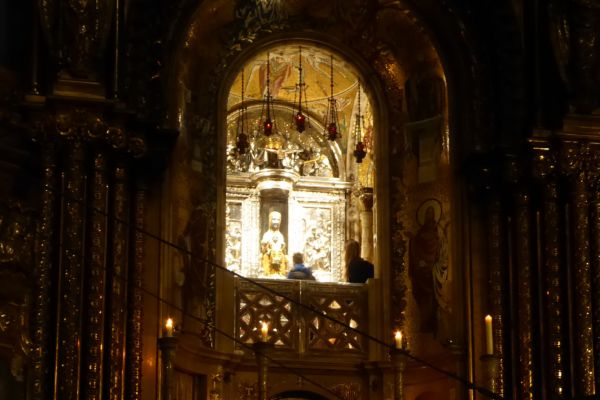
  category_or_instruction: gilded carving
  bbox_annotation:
[56,140,86,400]
[590,172,600,393]
[515,189,533,400]
[236,278,368,354]
[560,141,596,395]
[0,202,35,271]
[108,164,129,400]
[486,197,505,396]
[572,170,595,394]
[30,144,57,400]
[83,152,108,400]
[390,176,408,329]
[127,186,145,400]
[40,109,147,157]
[37,0,115,79]
[532,144,566,397]
[506,153,534,400]
[237,381,258,400]
[180,203,216,348]
[329,382,361,400]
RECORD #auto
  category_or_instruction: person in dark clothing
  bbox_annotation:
[345,240,374,283]
[287,252,316,280]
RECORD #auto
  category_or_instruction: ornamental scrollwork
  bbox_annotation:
[0,202,35,274]
[329,382,361,400]
[35,109,147,157]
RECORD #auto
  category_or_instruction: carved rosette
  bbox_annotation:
[561,141,595,395]
[40,109,147,157]
[531,142,566,397]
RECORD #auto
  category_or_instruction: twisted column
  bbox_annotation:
[83,152,109,400]
[55,140,86,400]
[30,143,57,400]
[563,144,595,396]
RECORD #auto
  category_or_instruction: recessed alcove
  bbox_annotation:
[224,42,375,283]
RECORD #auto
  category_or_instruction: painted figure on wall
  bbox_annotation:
[261,211,288,276]
[409,199,449,333]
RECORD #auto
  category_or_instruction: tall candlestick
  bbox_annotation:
[484,315,493,355]
[261,321,269,341]
[394,330,403,349]
[165,318,174,337]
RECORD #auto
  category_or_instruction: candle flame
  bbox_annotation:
[166,318,174,329]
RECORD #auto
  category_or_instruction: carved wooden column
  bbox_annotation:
[563,143,595,396]
[30,142,57,400]
[486,195,505,396]
[83,151,109,400]
[508,158,534,399]
[530,139,567,397]
[126,180,146,400]
[55,139,86,400]
[108,162,130,400]
[592,170,600,392]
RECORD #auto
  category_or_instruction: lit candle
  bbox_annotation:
[484,315,493,355]
[394,330,403,349]
[261,321,269,341]
[165,318,174,337]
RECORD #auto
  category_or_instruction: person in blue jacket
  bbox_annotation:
[287,252,316,280]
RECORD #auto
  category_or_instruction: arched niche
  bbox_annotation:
[164,1,460,372]
[223,42,375,282]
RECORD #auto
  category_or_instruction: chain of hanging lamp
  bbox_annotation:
[353,81,367,163]
[236,67,250,154]
[262,53,276,136]
[293,46,308,133]
[325,54,340,141]
[246,49,366,164]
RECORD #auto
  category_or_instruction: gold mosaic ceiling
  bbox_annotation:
[226,43,372,128]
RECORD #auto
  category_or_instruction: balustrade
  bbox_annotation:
[235,278,369,358]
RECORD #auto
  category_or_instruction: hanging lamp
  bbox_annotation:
[324,54,340,141]
[261,53,276,136]
[236,67,250,154]
[293,46,308,133]
[353,81,367,163]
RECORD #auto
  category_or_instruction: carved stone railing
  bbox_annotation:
[235,278,369,358]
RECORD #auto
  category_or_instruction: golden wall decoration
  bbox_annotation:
[531,143,566,398]
[127,185,146,400]
[83,152,108,400]
[515,188,533,400]
[30,144,57,400]
[487,197,505,396]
